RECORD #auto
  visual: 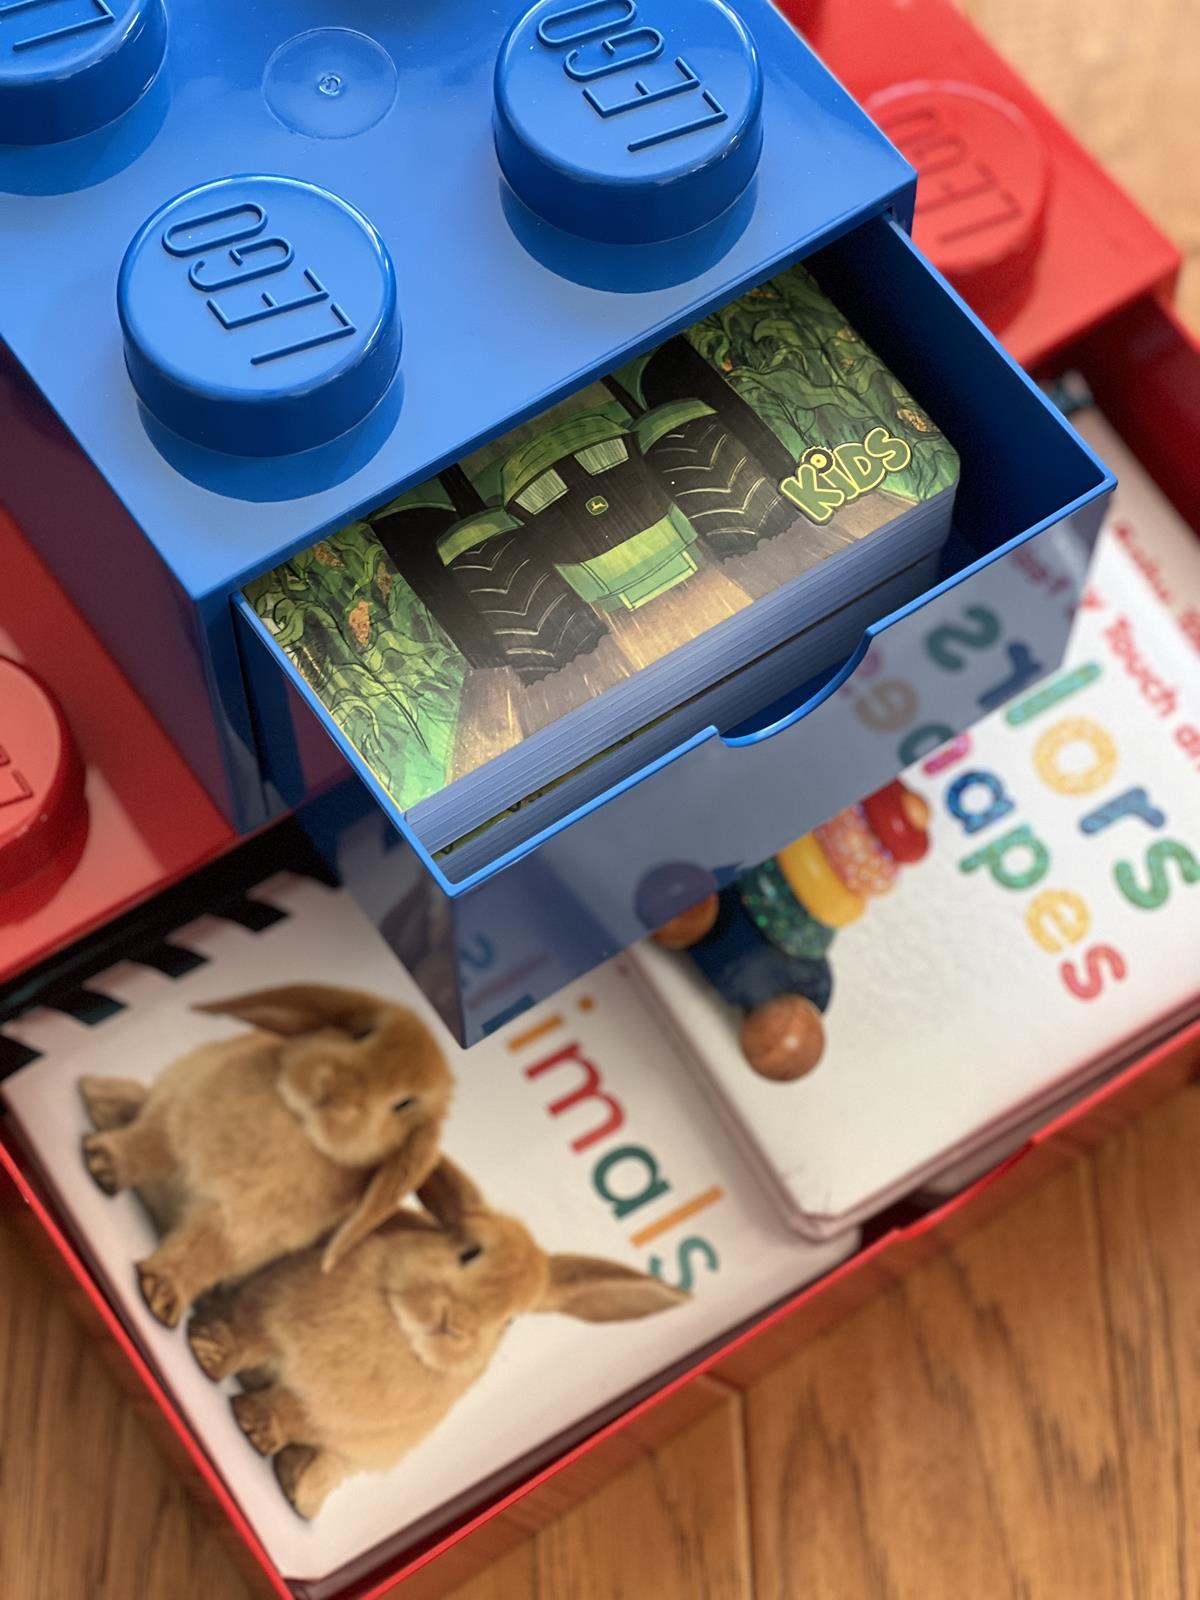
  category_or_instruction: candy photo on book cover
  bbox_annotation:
[648,776,933,1080]
[245,264,959,817]
[0,875,857,1589]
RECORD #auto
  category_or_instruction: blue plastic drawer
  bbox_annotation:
[0,0,914,831]
[236,214,1114,1042]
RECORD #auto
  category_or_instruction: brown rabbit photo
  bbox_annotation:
[5,872,853,1582]
[78,983,454,1327]
[186,1157,688,1518]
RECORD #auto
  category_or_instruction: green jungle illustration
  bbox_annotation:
[246,266,960,817]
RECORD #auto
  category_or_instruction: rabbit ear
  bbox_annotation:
[321,1118,443,1273]
[415,1156,486,1231]
[537,1256,689,1322]
[193,984,380,1038]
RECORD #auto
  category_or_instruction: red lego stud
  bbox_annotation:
[0,657,88,917]
[864,81,1051,325]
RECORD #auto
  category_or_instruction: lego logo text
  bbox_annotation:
[161,201,357,369]
[536,0,728,153]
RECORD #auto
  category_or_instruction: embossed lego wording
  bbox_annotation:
[877,102,1026,247]
[162,204,269,257]
[563,24,662,83]
[0,743,33,808]
[536,0,637,47]
[0,0,116,56]
[187,239,294,294]
[536,0,727,153]
[161,201,357,369]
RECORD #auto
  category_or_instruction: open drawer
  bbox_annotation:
[237,213,1113,1043]
[0,0,919,837]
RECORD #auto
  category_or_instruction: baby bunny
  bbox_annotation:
[186,1157,688,1519]
[78,984,453,1328]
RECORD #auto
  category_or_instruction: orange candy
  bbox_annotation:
[650,893,719,950]
[740,994,826,1081]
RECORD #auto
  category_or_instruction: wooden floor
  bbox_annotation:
[3,4,1198,1597]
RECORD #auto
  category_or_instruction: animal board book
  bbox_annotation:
[245,263,959,853]
[0,871,857,1594]
[632,423,1200,1238]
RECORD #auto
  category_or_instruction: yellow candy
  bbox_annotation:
[776,833,866,928]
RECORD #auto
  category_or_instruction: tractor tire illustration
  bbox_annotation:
[636,338,796,561]
[438,510,607,683]
[373,481,605,683]
[643,409,797,561]
[373,496,508,672]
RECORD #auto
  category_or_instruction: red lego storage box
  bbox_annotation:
[1,2,1199,1595]
[793,0,1182,372]
[0,482,1197,1598]
[794,0,1200,536]
[1,434,1197,1593]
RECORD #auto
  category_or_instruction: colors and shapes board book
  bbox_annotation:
[0,872,856,1594]
[633,418,1200,1238]
[245,263,958,850]
[1072,405,1200,664]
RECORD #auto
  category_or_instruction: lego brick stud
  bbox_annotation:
[494,0,763,243]
[0,0,166,146]
[117,176,402,456]
[0,658,86,896]
[864,82,1051,317]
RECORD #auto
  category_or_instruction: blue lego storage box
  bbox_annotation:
[0,0,1113,1040]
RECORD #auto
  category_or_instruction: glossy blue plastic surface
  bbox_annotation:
[0,0,913,825]
[238,216,1115,1042]
[118,175,402,455]
[494,0,764,242]
[0,0,1116,1040]
[0,0,165,145]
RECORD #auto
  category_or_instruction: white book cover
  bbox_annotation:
[0,872,855,1591]
[633,414,1200,1238]
[915,401,1200,1198]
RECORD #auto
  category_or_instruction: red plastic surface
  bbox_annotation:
[1080,297,1200,534]
[0,659,87,902]
[865,80,1051,317]
[794,0,1182,370]
[0,510,234,986]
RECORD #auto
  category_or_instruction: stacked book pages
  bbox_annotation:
[246,264,959,860]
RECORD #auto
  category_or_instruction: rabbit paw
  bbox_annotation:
[78,1075,146,1131]
[137,1262,183,1328]
[232,1391,286,1457]
[275,1446,337,1520]
[82,1134,121,1195]
[187,1314,237,1381]
[275,1446,318,1516]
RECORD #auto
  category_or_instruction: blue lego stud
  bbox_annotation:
[0,0,166,145]
[494,0,763,243]
[118,175,402,457]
